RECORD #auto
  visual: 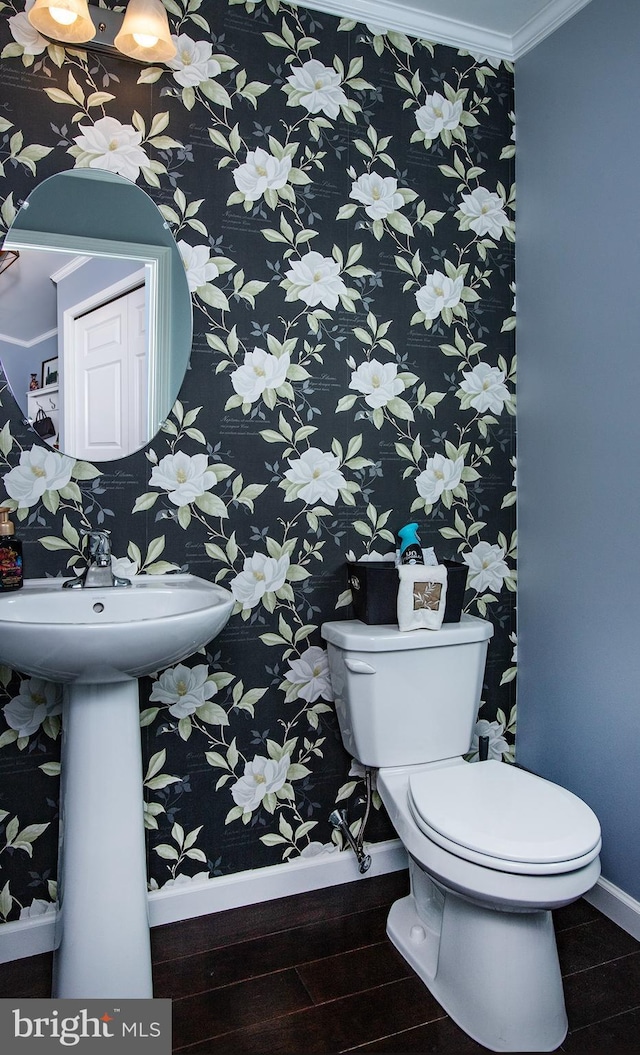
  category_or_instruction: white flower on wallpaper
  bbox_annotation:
[231,753,290,814]
[168,34,222,87]
[73,116,150,182]
[8,1,46,55]
[415,269,464,321]
[300,841,337,858]
[457,186,509,239]
[349,173,404,220]
[286,58,348,119]
[3,447,73,508]
[150,663,219,719]
[230,552,290,610]
[19,899,56,919]
[415,90,462,138]
[459,362,510,414]
[283,448,346,505]
[149,452,217,507]
[178,241,219,292]
[469,718,509,761]
[283,646,334,704]
[283,251,348,310]
[416,453,464,505]
[233,148,292,202]
[3,679,61,738]
[349,360,404,409]
[231,347,290,405]
[463,541,510,593]
[284,251,347,308]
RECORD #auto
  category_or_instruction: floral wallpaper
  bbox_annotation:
[0,0,516,923]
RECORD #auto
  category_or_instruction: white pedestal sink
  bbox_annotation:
[0,574,234,998]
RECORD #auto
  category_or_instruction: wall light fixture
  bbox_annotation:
[28,0,176,63]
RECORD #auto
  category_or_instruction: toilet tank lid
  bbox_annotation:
[321,615,493,652]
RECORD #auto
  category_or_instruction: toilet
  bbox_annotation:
[321,615,601,1053]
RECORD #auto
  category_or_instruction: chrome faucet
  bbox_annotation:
[62,529,131,589]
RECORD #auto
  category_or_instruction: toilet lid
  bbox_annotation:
[409,761,601,866]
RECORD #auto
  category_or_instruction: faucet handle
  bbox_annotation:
[81,528,112,560]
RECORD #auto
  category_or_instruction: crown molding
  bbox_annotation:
[511,0,593,59]
[291,0,594,61]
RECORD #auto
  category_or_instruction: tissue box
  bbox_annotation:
[346,559,468,625]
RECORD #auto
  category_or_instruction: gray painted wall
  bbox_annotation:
[516,0,640,899]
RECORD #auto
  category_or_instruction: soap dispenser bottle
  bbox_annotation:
[0,507,23,590]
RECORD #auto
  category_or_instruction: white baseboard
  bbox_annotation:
[584,875,640,941]
[0,839,408,965]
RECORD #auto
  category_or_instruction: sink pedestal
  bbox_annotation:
[53,681,152,998]
[0,573,235,998]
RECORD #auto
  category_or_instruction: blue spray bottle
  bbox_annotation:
[398,523,425,565]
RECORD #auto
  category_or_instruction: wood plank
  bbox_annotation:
[152,870,409,963]
[172,975,444,1054]
[171,969,313,1049]
[154,904,391,1000]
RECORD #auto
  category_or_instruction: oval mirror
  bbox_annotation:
[0,169,192,462]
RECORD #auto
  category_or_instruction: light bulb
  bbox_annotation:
[49,5,78,24]
[132,32,159,48]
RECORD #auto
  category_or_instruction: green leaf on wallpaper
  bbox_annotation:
[10,823,49,857]
[145,750,167,781]
[43,87,77,106]
[58,482,81,502]
[139,708,160,728]
[71,460,100,480]
[0,729,19,749]
[0,882,12,921]
[196,700,229,727]
[260,833,288,846]
[39,535,73,552]
[132,493,159,513]
[38,762,60,777]
[336,394,357,413]
[386,397,414,421]
[177,717,192,741]
[190,14,211,34]
[200,81,232,109]
[154,844,179,861]
[137,66,163,85]
[197,283,229,310]
[0,421,12,457]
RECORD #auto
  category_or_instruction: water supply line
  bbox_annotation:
[329,767,373,874]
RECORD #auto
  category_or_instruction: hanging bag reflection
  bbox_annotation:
[32,407,56,439]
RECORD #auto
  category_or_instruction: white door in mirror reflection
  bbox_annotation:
[65,283,147,461]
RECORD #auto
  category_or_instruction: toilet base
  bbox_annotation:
[387,866,568,1052]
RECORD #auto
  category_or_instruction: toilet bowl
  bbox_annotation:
[380,760,600,1052]
[321,617,602,1052]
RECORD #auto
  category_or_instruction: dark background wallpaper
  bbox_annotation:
[0,1,515,922]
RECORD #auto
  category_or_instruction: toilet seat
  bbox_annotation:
[408,760,601,876]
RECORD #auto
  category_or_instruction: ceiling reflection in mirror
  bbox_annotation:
[0,169,192,462]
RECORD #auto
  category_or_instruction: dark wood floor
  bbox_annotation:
[2,869,640,1052]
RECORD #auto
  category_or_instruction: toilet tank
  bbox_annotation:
[321,616,493,768]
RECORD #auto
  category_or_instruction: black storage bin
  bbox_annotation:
[346,559,468,625]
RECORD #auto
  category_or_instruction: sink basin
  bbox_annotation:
[0,573,234,683]
[0,572,234,999]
